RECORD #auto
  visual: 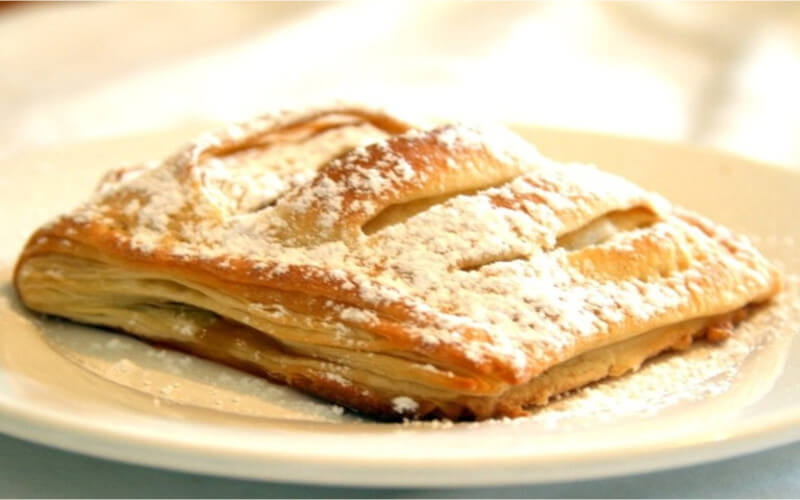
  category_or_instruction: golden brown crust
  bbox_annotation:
[13,105,782,421]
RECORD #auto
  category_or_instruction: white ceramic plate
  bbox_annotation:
[1,125,798,487]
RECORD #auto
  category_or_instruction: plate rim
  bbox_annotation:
[0,390,798,486]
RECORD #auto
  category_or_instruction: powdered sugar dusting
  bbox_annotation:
[528,276,799,425]
[42,321,360,423]
[392,396,419,414]
[35,105,783,419]
[400,276,799,428]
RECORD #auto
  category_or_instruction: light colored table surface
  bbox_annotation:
[3,3,799,497]
[3,2,800,168]
[1,433,798,498]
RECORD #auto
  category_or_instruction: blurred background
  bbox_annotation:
[2,1,799,167]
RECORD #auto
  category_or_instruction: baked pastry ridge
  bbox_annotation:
[14,105,781,420]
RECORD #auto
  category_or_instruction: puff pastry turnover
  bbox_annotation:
[14,105,781,421]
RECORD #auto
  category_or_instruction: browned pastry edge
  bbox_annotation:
[14,223,526,385]
[104,307,750,422]
[15,199,783,394]
[16,224,779,421]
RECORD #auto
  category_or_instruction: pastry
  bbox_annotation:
[14,105,781,421]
